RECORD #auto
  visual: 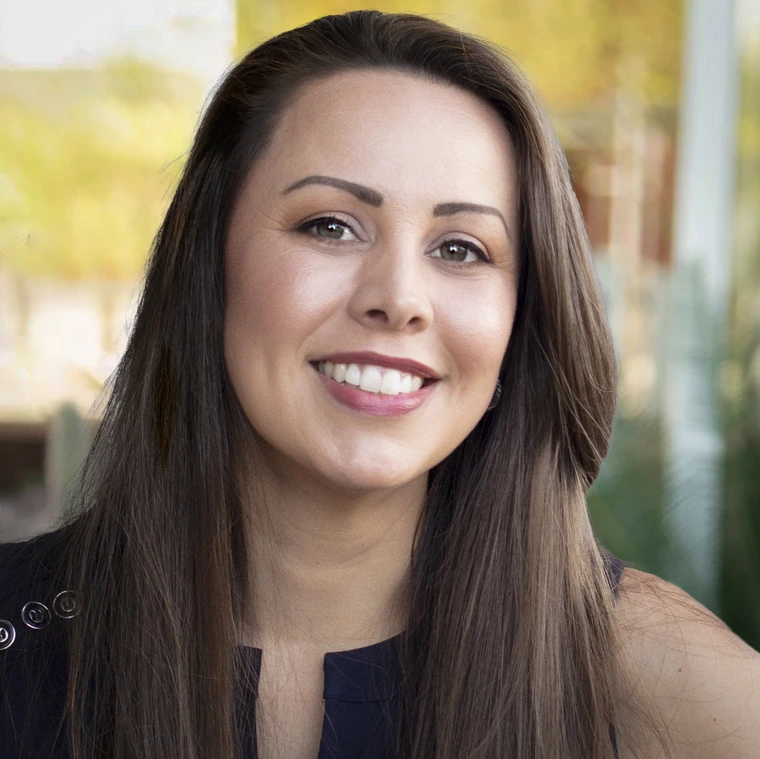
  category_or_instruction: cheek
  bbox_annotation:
[439,282,516,382]
[225,241,352,355]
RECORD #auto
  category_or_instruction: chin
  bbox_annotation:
[322,458,427,493]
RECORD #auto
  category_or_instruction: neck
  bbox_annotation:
[240,454,426,654]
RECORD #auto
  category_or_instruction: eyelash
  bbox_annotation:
[294,216,491,264]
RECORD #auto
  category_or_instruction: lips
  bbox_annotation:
[312,363,437,416]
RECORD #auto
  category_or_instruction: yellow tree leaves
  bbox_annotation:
[0,60,199,279]
[234,0,684,108]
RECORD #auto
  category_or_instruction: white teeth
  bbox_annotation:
[380,370,401,395]
[316,361,429,395]
[344,363,362,386]
[359,366,382,393]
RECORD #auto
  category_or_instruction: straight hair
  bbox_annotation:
[38,10,671,758]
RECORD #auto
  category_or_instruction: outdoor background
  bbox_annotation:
[1,0,759,649]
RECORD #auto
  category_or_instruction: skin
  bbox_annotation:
[224,69,519,759]
[615,570,760,759]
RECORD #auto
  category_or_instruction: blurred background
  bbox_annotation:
[1,0,758,648]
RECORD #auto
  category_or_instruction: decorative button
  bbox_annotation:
[0,620,15,650]
[21,601,52,630]
[53,590,79,619]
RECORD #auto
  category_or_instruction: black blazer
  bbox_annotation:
[0,529,627,758]
[1,529,72,757]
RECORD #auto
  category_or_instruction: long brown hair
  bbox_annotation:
[44,10,663,758]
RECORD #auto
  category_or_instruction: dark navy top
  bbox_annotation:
[0,529,626,757]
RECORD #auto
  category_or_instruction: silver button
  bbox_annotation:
[0,620,16,649]
[53,590,79,619]
[21,601,52,630]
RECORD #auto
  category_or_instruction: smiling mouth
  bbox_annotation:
[310,361,436,395]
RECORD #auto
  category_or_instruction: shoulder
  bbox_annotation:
[0,527,76,658]
[613,566,760,759]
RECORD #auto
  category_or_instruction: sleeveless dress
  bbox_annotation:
[0,531,626,757]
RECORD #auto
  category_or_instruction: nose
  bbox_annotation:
[346,237,434,333]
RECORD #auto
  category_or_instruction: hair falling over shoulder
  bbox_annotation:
[52,10,669,758]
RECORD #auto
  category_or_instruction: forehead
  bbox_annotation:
[255,69,517,207]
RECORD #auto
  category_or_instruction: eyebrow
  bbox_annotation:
[282,175,511,239]
[433,202,511,241]
[282,175,383,207]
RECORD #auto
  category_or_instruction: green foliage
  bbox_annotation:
[588,412,668,574]
[722,428,760,646]
[715,37,760,649]
[590,305,760,650]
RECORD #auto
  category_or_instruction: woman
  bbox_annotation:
[1,10,758,759]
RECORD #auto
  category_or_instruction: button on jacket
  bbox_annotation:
[0,529,626,758]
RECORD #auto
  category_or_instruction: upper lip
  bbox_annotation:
[313,351,441,380]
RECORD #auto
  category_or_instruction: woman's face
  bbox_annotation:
[225,70,519,493]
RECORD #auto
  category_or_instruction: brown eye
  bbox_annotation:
[433,239,488,264]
